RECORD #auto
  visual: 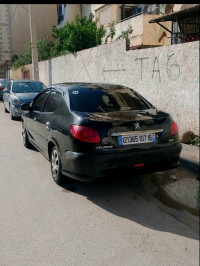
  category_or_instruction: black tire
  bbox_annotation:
[50,146,65,185]
[4,106,9,113]
[22,122,31,148]
[9,106,15,120]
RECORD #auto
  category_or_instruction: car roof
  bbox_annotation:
[51,82,128,91]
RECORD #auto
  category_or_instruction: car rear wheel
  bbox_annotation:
[22,122,31,148]
[51,146,65,185]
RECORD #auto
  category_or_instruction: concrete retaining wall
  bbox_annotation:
[22,39,200,136]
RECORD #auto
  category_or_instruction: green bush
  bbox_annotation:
[38,38,54,61]
[51,14,106,57]
[12,43,32,70]
[116,25,133,40]
[11,38,54,70]
[105,22,116,44]
[189,136,200,147]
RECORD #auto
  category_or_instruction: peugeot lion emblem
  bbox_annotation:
[133,122,140,130]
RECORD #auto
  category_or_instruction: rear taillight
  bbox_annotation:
[170,121,179,136]
[0,87,4,91]
[133,163,144,168]
[70,125,100,143]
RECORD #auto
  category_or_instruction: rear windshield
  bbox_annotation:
[69,86,150,113]
[12,82,45,93]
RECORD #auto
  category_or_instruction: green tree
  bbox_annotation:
[38,37,54,61]
[11,37,54,70]
[12,43,31,69]
[51,14,106,57]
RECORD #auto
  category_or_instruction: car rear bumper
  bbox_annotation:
[61,142,182,181]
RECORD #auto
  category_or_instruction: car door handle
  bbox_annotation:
[46,122,50,130]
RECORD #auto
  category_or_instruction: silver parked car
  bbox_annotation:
[3,79,46,120]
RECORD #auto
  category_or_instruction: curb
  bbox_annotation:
[180,156,200,176]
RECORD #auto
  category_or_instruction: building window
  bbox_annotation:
[172,17,200,44]
[57,4,65,25]
[121,5,142,21]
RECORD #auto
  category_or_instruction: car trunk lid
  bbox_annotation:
[75,109,170,150]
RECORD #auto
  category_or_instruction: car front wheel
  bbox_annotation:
[51,146,65,185]
[9,105,15,120]
[22,122,31,148]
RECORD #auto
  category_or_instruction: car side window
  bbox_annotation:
[31,91,50,112]
[43,91,63,113]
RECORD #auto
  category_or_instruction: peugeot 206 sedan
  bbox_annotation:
[21,83,182,185]
[3,79,46,120]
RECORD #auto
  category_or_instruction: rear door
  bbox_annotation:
[35,90,64,156]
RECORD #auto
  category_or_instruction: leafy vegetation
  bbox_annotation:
[181,131,200,147]
[104,23,133,43]
[51,14,106,57]
[105,22,116,43]
[38,38,54,61]
[11,38,54,70]
[189,136,200,147]
[11,14,133,70]
[11,43,32,70]
[116,25,133,40]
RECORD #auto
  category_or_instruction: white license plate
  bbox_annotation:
[118,133,156,146]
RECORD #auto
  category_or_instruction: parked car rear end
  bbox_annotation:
[62,84,181,180]
[0,79,11,100]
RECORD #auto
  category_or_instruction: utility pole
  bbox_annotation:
[29,4,39,80]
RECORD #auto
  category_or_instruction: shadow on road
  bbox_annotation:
[60,171,199,241]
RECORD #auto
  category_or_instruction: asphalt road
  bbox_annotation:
[0,101,199,266]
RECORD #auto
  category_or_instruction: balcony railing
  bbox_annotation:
[120,4,160,22]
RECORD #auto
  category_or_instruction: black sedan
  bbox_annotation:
[3,79,46,120]
[21,83,182,185]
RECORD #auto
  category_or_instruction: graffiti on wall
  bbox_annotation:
[21,66,30,80]
[135,54,181,82]
[23,70,30,80]
[98,54,181,83]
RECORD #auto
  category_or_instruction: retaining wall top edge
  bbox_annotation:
[38,39,199,66]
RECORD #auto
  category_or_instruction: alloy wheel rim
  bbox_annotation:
[51,150,59,179]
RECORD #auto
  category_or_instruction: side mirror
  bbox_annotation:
[21,102,31,111]
[3,89,9,93]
